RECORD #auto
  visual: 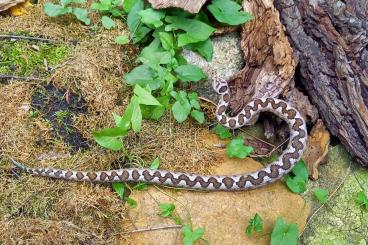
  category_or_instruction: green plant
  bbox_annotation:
[29,110,39,118]
[284,160,308,194]
[55,110,70,122]
[208,0,253,26]
[93,0,254,152]
[91,0,125,17]
[226,137,253,158]
[213,124,232,139]
[270,217,298,245]
[182,224,205,245]
[245,213,263,237]
[150,157,160,170]
[115,35,129,45]
[313,188,329,204]
[111,182,137,208]
[44,0,90,25]
[356,191,368,210]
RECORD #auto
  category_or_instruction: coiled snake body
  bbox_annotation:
[11,78,307,191]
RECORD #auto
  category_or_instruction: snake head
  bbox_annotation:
[212,76,229,95]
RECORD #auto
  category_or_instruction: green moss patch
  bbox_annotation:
[0,40,71,77]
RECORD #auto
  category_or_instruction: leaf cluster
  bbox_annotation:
[94,0,253,150]
[44,0,90,25]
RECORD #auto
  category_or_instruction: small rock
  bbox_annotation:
[182,33,244,103]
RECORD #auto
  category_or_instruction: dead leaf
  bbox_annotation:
[303,119,330,180]
[9,0,32,16]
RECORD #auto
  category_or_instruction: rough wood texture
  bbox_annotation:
[0,0,25,12]
[275,0,368,167]
[147,0,207,14]
[227,0,296,114]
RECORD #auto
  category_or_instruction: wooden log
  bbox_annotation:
[275,0,368,167]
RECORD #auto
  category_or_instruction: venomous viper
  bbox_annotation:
[11,77,307,191]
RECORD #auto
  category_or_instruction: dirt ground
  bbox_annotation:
[0,2,219,243]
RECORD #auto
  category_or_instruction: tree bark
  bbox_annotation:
[274,0,368,167]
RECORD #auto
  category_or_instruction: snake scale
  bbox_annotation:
[11,77,307,191]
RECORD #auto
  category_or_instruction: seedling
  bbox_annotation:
[44,0,90,25]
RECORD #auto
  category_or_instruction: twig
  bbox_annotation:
[0,74,46,81]
[300,161,352,237]
[127,224,182,234]
[252,138,290,158]
[0,35,56,43]
[199,96,217,106]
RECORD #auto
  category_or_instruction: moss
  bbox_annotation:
[0,40,71,76]
[301,145,368,244]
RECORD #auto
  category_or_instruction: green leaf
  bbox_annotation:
[226,137,253,158]
[174,64,206,82]
[133,85,162,106]
[207,0,254,26]
[159,203,175,217]
[93,127,127,150]
[101,15,116,29]
[285,160,308,194]
[130,96,142,132]
[188,92,200,110]
[44,3,72,17]
[91,0,111,12]
[172,101,191,123]
[313,188,329,204]
[190,110,205,124]
[137,38,172,69]
[133,183,148,191]
[138,8,165,28]
[112,113,129,130]
[123,0,139,12]
[124,64,161,90]
[271,217,298,245]
[171,90,192,123]
[126,197,137,208]
[115,35,129,45]
[185,38,213,61]
[150,157,160,170]
[112,182,125,200]
[285,176,306,194]
[246,213,264,236]
[182,224,205,245]
[73,8,90,25]
[356,191,368,209]
[159,32,174,51]
[165,16,216,47]
[213,124,231,139]
[133,26,152,43]
[61,0,85,6]
[127,0,143,32]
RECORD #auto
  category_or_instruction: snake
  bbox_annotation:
[10,77,307,191]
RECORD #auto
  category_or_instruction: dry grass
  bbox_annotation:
[0,2,218,244]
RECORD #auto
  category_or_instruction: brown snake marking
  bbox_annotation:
[10,77,307,191]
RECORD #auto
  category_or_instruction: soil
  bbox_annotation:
[31,83,89,152]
